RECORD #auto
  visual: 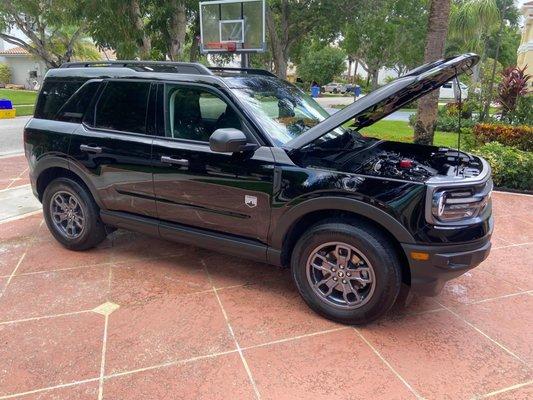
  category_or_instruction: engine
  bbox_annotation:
[362,151,438,181]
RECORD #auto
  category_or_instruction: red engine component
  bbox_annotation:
[398,159,414,169]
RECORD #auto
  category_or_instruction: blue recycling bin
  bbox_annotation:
[0,99,13,109]
[311,86,320,98]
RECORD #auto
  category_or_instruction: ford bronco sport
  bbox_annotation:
[25,53,493,324]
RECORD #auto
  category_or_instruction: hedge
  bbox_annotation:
[474,142,533,191]
[0,63,11,84]
[473,123,533,151]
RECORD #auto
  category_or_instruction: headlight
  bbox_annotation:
[431,184,492,223]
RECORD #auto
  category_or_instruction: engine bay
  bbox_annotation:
[296,138,484,183]
[359,148,483,181]
[361,151,437,181]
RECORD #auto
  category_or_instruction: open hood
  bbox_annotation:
[284,53,480,150]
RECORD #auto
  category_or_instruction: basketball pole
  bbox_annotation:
[241,53,249,69]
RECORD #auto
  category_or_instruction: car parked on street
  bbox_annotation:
[322,82,350,94]
[439,80,469,100]
[25,54,492,324]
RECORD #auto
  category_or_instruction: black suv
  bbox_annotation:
[25,54,493,324]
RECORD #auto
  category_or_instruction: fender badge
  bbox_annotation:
[245,195,257,208]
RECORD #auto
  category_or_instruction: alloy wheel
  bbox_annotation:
[49,190,85,239]
[306,242,376,309]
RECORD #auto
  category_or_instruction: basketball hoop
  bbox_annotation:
[199,0,266,55]
[205,41,238,52]
[227,42,237,52]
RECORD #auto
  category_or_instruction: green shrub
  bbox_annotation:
[506,95,533,126]
[472,123,533,151]
[436,113,475,132]
[474,142,533,191]
[0,63,11,84]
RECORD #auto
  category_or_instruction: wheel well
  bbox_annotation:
[280,210,411,285]
[36,167,89,202]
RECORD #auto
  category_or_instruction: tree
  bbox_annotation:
[297,45,346,85]
[266,0,356,78]
[480,0,517,121]
[86,0,197,61]
[447,0,521,119]
[341,0,427,90]
[0,0,89,68]
[413,0,452,145]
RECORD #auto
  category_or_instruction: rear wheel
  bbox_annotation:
[43,178,107,250]
[291,221,402,325]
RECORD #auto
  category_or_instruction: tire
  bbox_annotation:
[291,221,402,325]
[43,177,107,251]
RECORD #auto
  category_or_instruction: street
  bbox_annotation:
[0,116,29,156]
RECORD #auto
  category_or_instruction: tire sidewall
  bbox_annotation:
[43,178,103,250]
[291,223,401,324]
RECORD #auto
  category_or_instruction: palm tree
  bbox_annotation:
[448,1,517,121]
[448,0,500,82]
[413,0,452,145]
[448,0,507,122]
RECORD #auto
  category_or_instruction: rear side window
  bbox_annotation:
[35,79,84,120]
[94,81,151,133]
[57,81,101,123]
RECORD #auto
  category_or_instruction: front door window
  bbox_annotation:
[165,86,242,142]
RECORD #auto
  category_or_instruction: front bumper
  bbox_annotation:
[401,236,492,296]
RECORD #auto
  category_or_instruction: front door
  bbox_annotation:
[151,83,274,242]
[68,79,157,218]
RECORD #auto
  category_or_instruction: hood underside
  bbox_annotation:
[284,53,480,151]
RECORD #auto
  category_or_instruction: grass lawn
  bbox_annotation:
[0,89,37,106]
[360,120,462,148]
[14,105,35,116]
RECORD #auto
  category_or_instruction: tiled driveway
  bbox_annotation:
[0,155,29,191]
[0,192,531,399]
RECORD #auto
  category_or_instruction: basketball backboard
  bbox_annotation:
[199,0,266,54]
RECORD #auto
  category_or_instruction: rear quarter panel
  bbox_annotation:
[24,119,77,190]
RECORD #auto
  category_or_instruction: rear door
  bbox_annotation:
[68,79,158,218]
[151,82,275,242]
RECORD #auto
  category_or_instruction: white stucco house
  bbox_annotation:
[0,42,46,90]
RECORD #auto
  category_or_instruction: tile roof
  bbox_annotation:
[0,46,29,55]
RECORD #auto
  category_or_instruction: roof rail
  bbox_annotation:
[59,61,213,76]
[208,67,276,77]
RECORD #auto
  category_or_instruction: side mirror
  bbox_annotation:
[209,128,254,153]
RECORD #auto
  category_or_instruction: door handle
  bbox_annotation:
[161,156,189,167]
[80,144,102,154]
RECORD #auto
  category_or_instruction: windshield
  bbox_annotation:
[227,77,346,145]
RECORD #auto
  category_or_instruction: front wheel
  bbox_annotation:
[291,221,402,325]
[43,178,107,251]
